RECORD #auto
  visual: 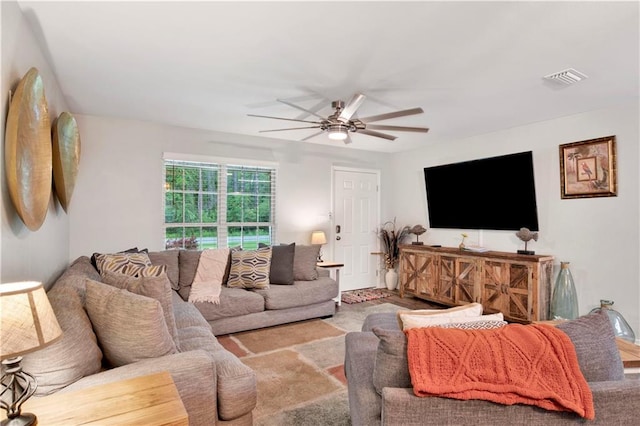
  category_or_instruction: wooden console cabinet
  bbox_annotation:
[399,245,554,322]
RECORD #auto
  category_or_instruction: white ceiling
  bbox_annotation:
[17,1,640,153]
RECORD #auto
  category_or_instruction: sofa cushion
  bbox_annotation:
[178,249,203,300]
[227,247,272,289]
[172,291,211,329]
[178,326,257,420]
[293,244,320,280]
[193,286,265,322]
[260,242,295,285]
[148,250,180,290]
[85,280,178,367]
[400,313,504,330]
[21,285,103,396]
[101,269,180,348]
[252,276,338,310]
[557,310,624,382]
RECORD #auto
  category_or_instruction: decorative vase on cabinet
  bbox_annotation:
[550,262,579,320]
[589,300,636,343]
[385,269,398,290]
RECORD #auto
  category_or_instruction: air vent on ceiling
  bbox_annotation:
[544,68,588,85]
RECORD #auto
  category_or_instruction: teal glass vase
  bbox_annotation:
[550,262,579,320]
[589,300,636,343]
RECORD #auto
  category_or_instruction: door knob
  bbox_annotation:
[336,236,341,241]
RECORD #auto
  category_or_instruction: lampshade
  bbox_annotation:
[0,281,62,359]
[311,231,327,245]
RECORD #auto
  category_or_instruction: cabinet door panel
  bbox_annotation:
[434,256,456,304]
[456,258,478,304]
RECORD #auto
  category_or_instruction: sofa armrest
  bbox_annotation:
[381,380,640,425]
[58,350,217,426]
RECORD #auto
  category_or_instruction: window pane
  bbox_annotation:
[227,169,241,193]
[201,168,218,192]
[201,227,218,249]
[165,192,183,223]
[227,194,242,222]
[228,226,242,248]
[242,195,258,222]
[258,195,271,222]
[183,193,200,223]
[184,166,200,191]
[165,227,188,249]
[258,226,272,246]
[202,193,218,222]
[183,227,200,249]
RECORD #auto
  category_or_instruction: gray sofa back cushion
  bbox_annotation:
[556,310,624,382]
[148,250,180,290]
[293,244,320,280]
[21,284,103,396]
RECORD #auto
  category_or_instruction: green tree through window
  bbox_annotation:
[164,159,276,250]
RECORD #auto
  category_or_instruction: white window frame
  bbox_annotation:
[163,153,277,250]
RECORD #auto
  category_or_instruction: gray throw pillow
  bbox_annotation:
[293,244,320,281]
[372,327,411,395]
[260,242,295,285]
[557,310,625,382]
[178,249,203,300]
[148,250,180,290]
[84,279,178,367]
[101,269,180,349]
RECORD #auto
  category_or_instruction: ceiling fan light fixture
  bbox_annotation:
[327,124,349,140]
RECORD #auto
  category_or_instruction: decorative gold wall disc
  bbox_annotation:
[4,67,52,231]
[52,112,81,212]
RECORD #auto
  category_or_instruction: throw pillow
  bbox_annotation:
[100,269,179,348]
[260,242,295,285]
[94,252,152,276]
[372,327,411,395]
[557,310,624,382]
[178,249,203,300]
[90,246,139,269]
[395,303,484,329]
[227,247,272,289]
[293,244,320,281]
[84,279,178,367]
[21,285,103,396]
[400,313,504,330]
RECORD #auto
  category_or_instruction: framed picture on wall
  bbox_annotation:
[559,135,617,199]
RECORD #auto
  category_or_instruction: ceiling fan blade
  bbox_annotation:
[301,130,325,141]
[259,126,323,133]
[344,134,353,145]
[247,114,322,125]
[366,124,429,133]
[338,93,366,121]
[359,107,424,123]
[277,99,327,120]
[358,129,397,141]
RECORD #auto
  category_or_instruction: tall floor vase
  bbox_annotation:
[385,269,398,290]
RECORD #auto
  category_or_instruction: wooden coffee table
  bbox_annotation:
[2,372,188,425]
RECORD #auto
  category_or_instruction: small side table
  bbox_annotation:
[317,261,344,306]
[3,372,189,425]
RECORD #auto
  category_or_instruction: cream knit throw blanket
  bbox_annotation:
[188,248,230,304]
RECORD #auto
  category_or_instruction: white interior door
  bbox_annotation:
[332,168,380,291]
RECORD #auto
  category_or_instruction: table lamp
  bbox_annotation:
[1,281,62,426]
[311,231,327,262]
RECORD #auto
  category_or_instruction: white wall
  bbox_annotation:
[68,115,393,262]
[390,102,640,340]
[1,1,70,288]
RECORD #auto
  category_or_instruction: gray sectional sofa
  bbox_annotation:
[345,311,640,425]
[21,247,338,425]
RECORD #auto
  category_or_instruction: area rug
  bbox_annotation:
[341,287,391,304]
[218,302,405,425]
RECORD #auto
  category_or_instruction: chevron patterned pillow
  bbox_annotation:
[227,246,272,289]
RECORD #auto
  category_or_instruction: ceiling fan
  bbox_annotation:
[248,93,429,144]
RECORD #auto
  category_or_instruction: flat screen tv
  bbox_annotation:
[424,151,539,231]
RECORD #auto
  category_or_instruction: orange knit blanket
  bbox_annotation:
[405,324,594,419]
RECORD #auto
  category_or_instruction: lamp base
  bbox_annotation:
[1,413,36,426]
